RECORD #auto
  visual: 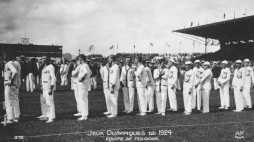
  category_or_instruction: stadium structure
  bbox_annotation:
[173,15,254,60]
[0,43,62,59]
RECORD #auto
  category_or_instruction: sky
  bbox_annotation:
[0,0,253,56]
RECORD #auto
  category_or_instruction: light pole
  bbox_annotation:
[79,49,80,55]
[179,42,181,54]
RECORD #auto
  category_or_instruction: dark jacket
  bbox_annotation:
[212,65,221,78]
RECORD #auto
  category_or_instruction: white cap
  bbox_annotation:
[194,60,200,63]
[235,60,242,64]
[244,59,250,62]
[213,61,217,64]
[204,62,210,66]
[185,61,192,65]
[168,58,175,63]
[221,60,228,64]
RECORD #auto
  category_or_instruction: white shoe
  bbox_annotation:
[201,111,209,113]
[103,112,111,115]
[155,112,162,115]
[126,111,133,114]
[139,113,146,116]
[161,113,165,116]
[218,107,225,109]
[46,119,54,123]
[107,114,117,118]
[225,107,228,110]
[74,113,82,116]
[147,110,154,112]
[247,106,252,109]
[233,110,242,112]
[37,115,45,119]
[13,119,19,123]
[184,113,191,115]
[1,120,13,124]
[123,110,128,113]
[172,109,178,112]
[77,116,87,121]
[167,108,172,111]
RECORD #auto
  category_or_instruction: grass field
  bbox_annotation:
[0,77,254,142]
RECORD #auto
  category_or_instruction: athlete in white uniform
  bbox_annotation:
[154,59,168,116]
[1,58,18,124]
[60,61,69,85]
[13,59,21,122]
[71,56,81,116]
[144,61,155,112]
[40,55,56,123]
[196,62,212,113]
[100,62,111,115]
[232,60,244,112]
[134,56,147,116]
[107,55,120,118]
[77,54,91,121]
[183,61,194,115]
[120,57,135,113]
[193,60,204,110]
[167,58,178,111]
[242,59,254,109]
[218,60,231,110]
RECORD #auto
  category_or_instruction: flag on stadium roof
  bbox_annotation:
[166,42,170,47]
[150,42,153,46]
[110,45,114,49]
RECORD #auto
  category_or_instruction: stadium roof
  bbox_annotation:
[173,15,254,42]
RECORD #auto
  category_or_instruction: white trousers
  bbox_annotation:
[177,79,181,90]
[90,77,97,89]
[234,86,244,111]
[42,89,55,120]
[71,77,74,90]
[79,88,89,117]
[109,91,118,115]
[122,87,135,111]
[61,74,68,85]
[213,78,218,90]
[5,86,18,120]
[26,73,35,92]
[103,88,111,112]
[219,85,230,107]
[14,89,20,117]
[145,86,154,111]
[193,87,202,110]
[201,89,210,113]
[74,87,80,113]
[156,90,167,113]
[40,93,48,117]
[183,89,192,113]
[242,84,252,107]
[168,85,177,110]
[137,88,146,113]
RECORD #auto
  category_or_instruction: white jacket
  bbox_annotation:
[167,66,178,87]
[218,67,231,86]
[41,64,56,90]
[144,67,155,87]
[72,64,81,89]
[78,63,92,90]
[232,68,244,87]
[134,64,147,88]
[101,65,110,89]
[154,68,168,91]
[109,63,120,91]
[120,65,135,87]
[199,69,212,90]
[193,67,204,86]
[183,69,194,91]
[242,66,254,84]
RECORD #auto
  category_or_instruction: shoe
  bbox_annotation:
[39,117,48,121]
[172,109,178,112]
[139,113,146,116]
[233,110,242,112]
[74,113,82,116]
[155,112,162,115]
[184,113,191,115]
[147,110,154,112]
[37,115,45,119]
[247,106,252,109]
[167,108,173,111]
[1,120,13,124]
[201,111,209,113]
[225,107,228,110]
[218,107,225,109]
[183,111,187,114]
[161,113,165,116]
[126,111,133,114]
[122,110,128,113]
[107,114,117,118]
[77,116,87,121]
[103,112,111,115]
[46,119,54,123]
[13,118,19,123]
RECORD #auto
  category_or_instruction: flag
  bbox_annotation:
[110,45,114,50]
[150,42,153,46]
[134,45,135,48]
[223,13,225,19]
[243,8,247,15]
[89,45,94,51]
[193,41,195,48]
[198,21,199,26]
[166,42,170,47]
[190,22,193,27]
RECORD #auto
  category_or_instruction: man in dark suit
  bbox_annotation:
[211,61,222,90]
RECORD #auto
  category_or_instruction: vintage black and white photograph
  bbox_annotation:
[0,0,254,141]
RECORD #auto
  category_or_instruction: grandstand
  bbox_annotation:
[173,15,254,61]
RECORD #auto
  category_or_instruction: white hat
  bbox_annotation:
[194,60,200,63]
[168,58,175,63]
[235,60,242,64]
[185,61,192,65]
[221,60,228,64]
[244,59,250,62]
[213,61,217,64]
[204,62,210,66]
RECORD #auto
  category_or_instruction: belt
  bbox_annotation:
[43,81,48,83]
